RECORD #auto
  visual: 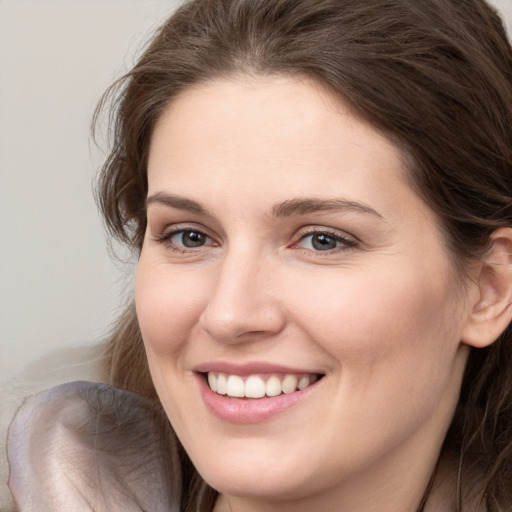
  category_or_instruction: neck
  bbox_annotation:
[424,449,486,512]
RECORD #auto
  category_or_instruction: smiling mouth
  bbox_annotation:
[205,372,322,399]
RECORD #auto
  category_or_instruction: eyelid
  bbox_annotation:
[152,221,210,238]
[295,225,357,241]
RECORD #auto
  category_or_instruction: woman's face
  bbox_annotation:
[137,77,472,510]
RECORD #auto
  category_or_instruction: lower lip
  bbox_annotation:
[197,374,320,424]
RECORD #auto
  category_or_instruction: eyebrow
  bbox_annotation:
[146,192,212,216]
[271,197,384,220]
[146,192,383,221]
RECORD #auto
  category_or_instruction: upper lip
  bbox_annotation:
[194,361,323,376]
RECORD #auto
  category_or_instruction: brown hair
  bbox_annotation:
[95,1,512,510]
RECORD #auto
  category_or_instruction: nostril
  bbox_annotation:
[198,266,286,344]
[199,310,286,345]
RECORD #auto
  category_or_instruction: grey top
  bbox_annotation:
[1,344,106,512]
[7,381,181,512]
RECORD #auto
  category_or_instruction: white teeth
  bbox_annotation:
[226,375,245,397]
[208,372,217,392]
[207,372,317,398]
[265,375,282,397]
[245,376,266,398]
[298,376,310,390]
[216,373,227,395]
[281,374,298,394]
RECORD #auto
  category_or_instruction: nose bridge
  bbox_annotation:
[200,245,284,343]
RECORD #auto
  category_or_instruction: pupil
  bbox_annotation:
[183,231,205,247]
[312,233,336,251]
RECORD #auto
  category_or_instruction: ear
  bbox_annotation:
[462,228,512,348]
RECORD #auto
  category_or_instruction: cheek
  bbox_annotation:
[285,263,467,462]
[135,259,208,361]
[294,262,464,387]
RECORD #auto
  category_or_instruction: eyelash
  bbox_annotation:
[153,226,359,255]
[153,226,216,254]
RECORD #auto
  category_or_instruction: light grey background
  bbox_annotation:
[1,0,511,382]
[0,0,180,381]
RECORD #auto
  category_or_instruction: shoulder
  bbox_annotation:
[7,381,181,511]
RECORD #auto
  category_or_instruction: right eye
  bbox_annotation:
[170,229,210,248]
[154,228,216,252]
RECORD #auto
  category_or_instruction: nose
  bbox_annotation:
[199,251,286,344]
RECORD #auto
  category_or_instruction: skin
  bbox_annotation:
[136,76,478,512]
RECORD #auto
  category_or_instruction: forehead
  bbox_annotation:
[147,76,415,218]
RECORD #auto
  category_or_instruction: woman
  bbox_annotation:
[7,0,512,511]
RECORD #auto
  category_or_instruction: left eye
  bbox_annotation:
[170,230,211,248]
[297,232,353,251]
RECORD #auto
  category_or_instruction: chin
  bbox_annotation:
[202,468,312,502]
[190,441,330,503]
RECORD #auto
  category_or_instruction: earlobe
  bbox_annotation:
[462,228,512,349]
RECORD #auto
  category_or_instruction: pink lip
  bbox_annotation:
[194,365,323,424]
[194,361,320,376]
